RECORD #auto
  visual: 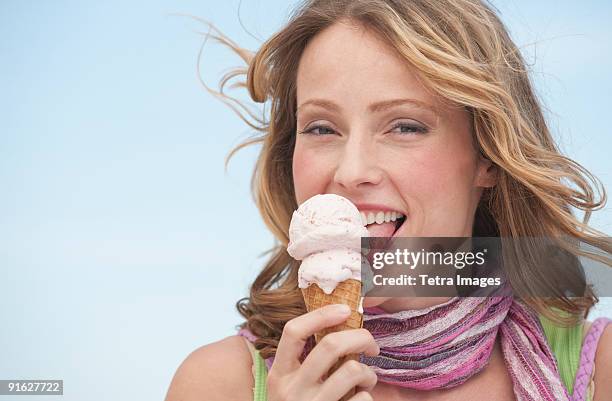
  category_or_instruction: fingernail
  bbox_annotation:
[331,304,351,315]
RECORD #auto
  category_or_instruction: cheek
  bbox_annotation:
[392,141,477,218]
[292,144,334,204]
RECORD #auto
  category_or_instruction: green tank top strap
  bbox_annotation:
[244,339,268,401]
[538,314,589,400]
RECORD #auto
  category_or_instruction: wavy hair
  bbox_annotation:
[194,0,611,359]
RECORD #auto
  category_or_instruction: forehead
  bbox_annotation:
[296,21,437,107]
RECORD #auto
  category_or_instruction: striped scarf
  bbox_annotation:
[360,293,571,400]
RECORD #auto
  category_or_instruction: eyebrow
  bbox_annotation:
[296,98,438,114]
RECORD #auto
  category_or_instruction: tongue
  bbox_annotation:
[366,221,396,237]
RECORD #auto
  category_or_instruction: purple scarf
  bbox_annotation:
[360,295,570,400]
[248,292,572,400]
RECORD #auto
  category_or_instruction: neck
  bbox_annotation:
[363,291,458,313]
[378,296,454,312]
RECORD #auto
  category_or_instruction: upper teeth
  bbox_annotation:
[360,211,404,226]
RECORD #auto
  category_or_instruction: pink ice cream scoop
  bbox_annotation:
[287,194,369,294]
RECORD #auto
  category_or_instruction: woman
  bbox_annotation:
[165,0,612,400]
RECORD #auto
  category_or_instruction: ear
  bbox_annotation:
[475,153,497,188]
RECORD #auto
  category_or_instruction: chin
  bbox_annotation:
[368,297,454,313]
[362,296,390,309]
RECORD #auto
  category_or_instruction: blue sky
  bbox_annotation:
[0,1,610,400]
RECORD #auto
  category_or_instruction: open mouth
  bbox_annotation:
[393,215,406,235]
[361,211,406,237]
[362,212,406,267]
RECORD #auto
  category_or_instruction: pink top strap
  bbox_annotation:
[573,317,612,401]
[237,328,275,370]
[238,327,258,343]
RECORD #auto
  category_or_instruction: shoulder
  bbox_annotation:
[164,335,255,401]
[583,319,612,401]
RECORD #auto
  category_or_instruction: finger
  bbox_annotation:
[299,329,379,383]
[348,391,374,401]
[319,359,378,401]
[272,303,352,373]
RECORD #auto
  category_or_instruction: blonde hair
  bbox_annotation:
[196,0,611,359]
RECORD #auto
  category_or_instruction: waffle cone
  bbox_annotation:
[301,279,363,401]
[301,279,363,342]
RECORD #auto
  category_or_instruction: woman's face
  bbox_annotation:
[293,21,496,239]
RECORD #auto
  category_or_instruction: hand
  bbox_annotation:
[267,303,380,401]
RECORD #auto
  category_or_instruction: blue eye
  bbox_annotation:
[299,124,337,136]
[390,122,428,135]
[298,122,428,136]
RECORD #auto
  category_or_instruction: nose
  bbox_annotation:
[333,132,383,190]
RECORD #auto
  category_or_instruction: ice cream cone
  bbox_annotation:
[302,278,363,401]
[301,279,363,342]
[288,194,370,401]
